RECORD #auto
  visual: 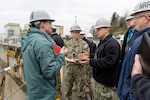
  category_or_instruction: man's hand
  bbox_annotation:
[78,51,90,65]
[78,51,89,59]
[79,57,90,65]
[132,54,143,77]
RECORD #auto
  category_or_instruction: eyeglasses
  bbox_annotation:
[41,20,52,24]
[46,21,52,24]
[134,15,145,20]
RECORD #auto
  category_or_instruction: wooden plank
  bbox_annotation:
[0,58,26,94]
[7,70,26,93]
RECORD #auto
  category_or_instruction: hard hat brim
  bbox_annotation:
[30,19,55,23]
[94,25,111,29]
[80,32,85,34]
[49,19,55,22]
[131,10,150,16]
[70,30,81,32]
[125,16,135,20]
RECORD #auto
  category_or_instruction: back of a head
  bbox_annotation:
[94,18,111,29]
[70,24,82,32]
[131,0,150,15]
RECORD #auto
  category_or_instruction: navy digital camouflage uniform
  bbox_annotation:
[64,38,90,100]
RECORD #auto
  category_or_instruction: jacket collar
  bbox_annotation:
[136,27,150,38]
[99,34,112,44]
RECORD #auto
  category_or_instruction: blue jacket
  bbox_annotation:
[117,27,150,100]
[21,27,65,100]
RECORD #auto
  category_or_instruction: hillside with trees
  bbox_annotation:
[110,12,127,35]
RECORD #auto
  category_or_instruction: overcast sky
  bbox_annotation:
[0,0,141,35]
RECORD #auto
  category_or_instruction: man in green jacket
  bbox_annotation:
[21,10,68,100]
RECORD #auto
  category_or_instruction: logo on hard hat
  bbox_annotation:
[30,11,34,20]
[139,1,150,9]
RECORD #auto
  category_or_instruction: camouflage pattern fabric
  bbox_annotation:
[94,81,114,100]
[64,38,90,100]
[86,65,92,84]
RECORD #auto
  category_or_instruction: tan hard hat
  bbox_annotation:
[70,24,82,32]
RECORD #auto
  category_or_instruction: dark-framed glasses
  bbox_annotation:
[41,20,52,24]
[46,21,52,24]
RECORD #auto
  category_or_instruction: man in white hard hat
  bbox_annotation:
[117,0,150,99]
[131,0,150,99]
[21,10,68,100]
[86,33,97,58]
[79,30,86,39]
[79,18,120,100]
[121,13,137,62]
[64,24,90,100]
[86,33,94,42]
[80,30,95,58]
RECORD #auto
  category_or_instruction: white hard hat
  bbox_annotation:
[125,16,135,20]
[80,30,86,34]
[70,24,82,32]
[86,33,93,38]
[94,18,111,29]
[131,0,150,15]
[125,12,135,20]
[30,10,55,23]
